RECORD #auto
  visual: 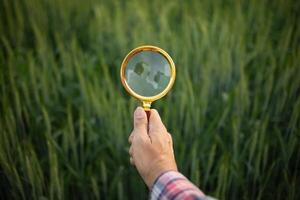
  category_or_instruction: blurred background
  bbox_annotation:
[0,0,299,199]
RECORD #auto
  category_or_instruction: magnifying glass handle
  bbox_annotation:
[143,101,151,121]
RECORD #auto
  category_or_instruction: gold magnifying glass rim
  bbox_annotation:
[120,45,176,104]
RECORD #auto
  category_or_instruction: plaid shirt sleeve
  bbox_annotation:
[150,171,210,200]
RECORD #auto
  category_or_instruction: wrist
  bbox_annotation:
[145,161,178,188]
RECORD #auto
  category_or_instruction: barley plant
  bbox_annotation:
[0,0,299,199]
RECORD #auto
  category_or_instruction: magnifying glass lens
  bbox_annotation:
[125,51,171,97]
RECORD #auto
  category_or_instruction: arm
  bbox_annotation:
[128,107,212,200]
[151,171,205,200]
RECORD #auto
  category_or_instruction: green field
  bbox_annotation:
[0,0,299,199]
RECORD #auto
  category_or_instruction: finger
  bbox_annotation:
[129,146,133,156]
[149,109,166,135]
[128,133,134,144]
[130,157,135,165]
[133,107,148,135]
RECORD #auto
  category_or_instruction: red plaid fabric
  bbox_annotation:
[150,171,207,200]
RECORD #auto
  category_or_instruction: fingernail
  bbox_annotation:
[134,107,144,119]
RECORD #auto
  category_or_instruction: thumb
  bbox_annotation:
[133,107,148,134]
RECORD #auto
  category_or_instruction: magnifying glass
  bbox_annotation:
[120,45,176,115]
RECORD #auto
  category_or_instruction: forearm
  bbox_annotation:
[150,171,214,200]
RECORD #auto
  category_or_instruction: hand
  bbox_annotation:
[128,107,178,188]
